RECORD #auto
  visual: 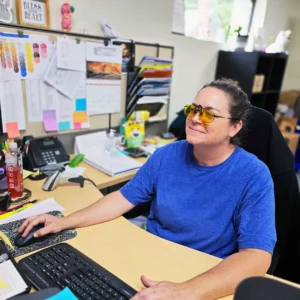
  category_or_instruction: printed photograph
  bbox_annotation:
[86,62,121,80]
[112,40,135,73]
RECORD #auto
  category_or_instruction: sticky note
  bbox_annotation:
[58,121,71,131]
[76,98,87,111]
[73,122,82,130]
[46,287,78,300]
[73,112,88,123]
[6,122,20,138]
[43,110,58,132]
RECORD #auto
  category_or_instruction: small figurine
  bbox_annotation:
[265,30,292,54]
[61,1,75,32]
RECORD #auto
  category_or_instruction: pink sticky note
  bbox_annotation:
[43,110,58,132]
[73,122,82,130]
[6,122,20,138]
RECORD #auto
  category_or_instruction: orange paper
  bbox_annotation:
[6,122,20,138]
[73,112,88,123]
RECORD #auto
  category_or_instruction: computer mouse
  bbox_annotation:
[14,223,50,248]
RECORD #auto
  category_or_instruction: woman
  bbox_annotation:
[19,79,276,300]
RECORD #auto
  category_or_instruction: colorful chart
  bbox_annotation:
[0,33,49,80]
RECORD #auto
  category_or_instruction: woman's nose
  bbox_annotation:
[191,112,202,124]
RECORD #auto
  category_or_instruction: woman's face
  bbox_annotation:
[186,87,242,147]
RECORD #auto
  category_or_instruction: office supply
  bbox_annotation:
[6,122,20,138]
[0,80,26,132]
[0,199,38,216]
[43,110,58,132]
[42,170,96,191]
[57,37,85,71]
[0,240,31,299]
[69,154,85,168]
[0,198,64,226]
[0,231,14,250]
[0,211,76,258]
[44,53,83,100]
[0,203,34,221]
[172,0,185,35]
[75,132,142,176]
[10,288,61,299]
[0,23,174,139]
[24,135,69,171]
[14,223,52,248]
[0,191,10,212]
[124,148,147,158]
[18,243,137,299]
[47,287,77,300]
[86,42,122,116]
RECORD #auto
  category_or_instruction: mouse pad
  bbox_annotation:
[0,211,77,258]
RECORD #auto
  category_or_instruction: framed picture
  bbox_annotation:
[16,0,50,29]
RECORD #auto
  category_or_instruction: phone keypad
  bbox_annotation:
[42,151,57,164]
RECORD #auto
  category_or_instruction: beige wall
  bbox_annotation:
[9,0,300,124]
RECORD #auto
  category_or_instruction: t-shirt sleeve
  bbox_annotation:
[120,150,162,206]
[234,166,277,254]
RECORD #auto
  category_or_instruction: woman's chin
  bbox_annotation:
[186,134,206,145]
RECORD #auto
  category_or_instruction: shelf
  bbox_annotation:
[252,90,279,96]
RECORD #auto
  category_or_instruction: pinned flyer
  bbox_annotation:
[6,122,20,138]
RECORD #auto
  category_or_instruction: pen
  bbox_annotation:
[0,203,34,220]
[0,199,39,215]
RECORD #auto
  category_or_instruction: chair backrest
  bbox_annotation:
[234,277,300,300]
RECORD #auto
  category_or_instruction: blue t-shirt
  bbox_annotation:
[120,140,277,258]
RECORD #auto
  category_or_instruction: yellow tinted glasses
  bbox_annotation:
[184,103,239,123]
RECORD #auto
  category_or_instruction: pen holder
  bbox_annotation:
[0,190,11,211]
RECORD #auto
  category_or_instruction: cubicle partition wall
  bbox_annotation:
[0,24,174,148]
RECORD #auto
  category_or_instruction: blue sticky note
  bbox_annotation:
[76,98,87,111]
[46,287,78,300]
[58,121,71,131]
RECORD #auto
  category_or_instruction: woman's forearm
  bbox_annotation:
[62,191,135,230]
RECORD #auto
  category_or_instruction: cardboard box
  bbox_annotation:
[279,90,300,107]
[278,117,298,133]
[281,132,299,155]
[252,75,265,93]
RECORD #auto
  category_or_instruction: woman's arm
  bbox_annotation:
[19,191,134,237]
[131,248,272,300]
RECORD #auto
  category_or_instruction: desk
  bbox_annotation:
[19,179,224,297]
[18,179,299,300]
[81,157,147,190]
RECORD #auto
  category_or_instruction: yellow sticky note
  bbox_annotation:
[6,122,20,138]
[0,278,10,289]
[73,112,88,123]
[0,232,14,251]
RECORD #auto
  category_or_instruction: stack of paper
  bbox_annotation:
[75,131,142,176]
[126,56,173,119]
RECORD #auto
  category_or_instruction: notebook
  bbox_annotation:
[75,131,142,176]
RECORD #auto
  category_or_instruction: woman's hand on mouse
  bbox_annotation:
[18,214,67,238]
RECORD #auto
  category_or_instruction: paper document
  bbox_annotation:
[86,42,122,115]
[57,37,86,72]
[44,53,83,99]
[75,131,142,176]
[64,166,85,177]
[172,0,185,35]
[0,80,26,131]
[0,198,64,226]
[0,260,28,300]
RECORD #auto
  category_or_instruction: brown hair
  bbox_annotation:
[201,78,250,146]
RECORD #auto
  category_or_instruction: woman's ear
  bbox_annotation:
[229,120,243,138]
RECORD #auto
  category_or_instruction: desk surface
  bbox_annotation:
[19,179,299,300]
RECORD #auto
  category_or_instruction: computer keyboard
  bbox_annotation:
[18,243,137,300]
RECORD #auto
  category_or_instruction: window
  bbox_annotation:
[184,0,255,43]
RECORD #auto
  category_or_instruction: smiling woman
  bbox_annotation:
[19,80,276,300]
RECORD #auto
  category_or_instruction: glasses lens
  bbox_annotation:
[184,104,195,117]
[201,109,214,123]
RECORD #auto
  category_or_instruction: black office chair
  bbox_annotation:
[234,277,300,300]
[176,106,300,283]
